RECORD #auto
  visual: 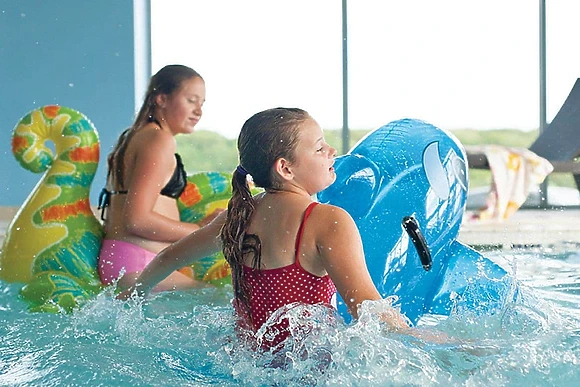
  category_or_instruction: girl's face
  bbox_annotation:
[159,76,206,135]
[290,118,337,195]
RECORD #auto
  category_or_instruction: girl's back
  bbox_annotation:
[104,124,180,253]
[241,192,337,348]
[245,192,328,277]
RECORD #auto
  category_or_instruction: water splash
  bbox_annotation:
[2,247,580,385]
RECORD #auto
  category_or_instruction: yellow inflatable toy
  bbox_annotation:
[0,105,236,312]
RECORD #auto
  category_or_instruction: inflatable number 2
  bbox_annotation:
[0,106,104,312]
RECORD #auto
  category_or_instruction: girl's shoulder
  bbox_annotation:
[308,202,362,251]
[130,124,177,152]
[312,202,351,217]
[309,202,356,227]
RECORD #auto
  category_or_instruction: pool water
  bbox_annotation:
[2,245,580,386]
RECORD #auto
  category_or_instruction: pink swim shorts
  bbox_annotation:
[98,239,157,285]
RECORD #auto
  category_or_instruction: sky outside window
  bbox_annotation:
[151,0,580,139]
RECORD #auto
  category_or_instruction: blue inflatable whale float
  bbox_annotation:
[318,118,520,325]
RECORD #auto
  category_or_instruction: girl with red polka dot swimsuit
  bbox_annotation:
[219,107,399,349]
[119,108,441,349]
[233,201,337,349]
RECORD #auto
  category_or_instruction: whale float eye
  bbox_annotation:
[450,152,468,192]
[423,141,450,200]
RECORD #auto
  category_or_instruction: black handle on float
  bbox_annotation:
[402,216,432,271]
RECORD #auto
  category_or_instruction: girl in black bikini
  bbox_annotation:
[97,65,221,291]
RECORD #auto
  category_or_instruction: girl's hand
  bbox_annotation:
[406,328,452,344]
[115,284,145,301]
[115,289,133,301]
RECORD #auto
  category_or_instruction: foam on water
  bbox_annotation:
[2,247,580,386]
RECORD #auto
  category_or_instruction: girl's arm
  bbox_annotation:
[123,130,201,242]
[315,205,410,330]
[316,205,451,343]
[117,211,226,299]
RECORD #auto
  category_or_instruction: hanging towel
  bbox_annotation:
[475,145,553,221]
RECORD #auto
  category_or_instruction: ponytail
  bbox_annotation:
[220,168,261,315]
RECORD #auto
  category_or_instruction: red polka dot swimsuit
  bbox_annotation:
[238,202,337,348]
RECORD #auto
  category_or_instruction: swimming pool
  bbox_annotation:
[1,245,580,386]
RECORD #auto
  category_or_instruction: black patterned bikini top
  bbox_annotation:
[97,153,188,221]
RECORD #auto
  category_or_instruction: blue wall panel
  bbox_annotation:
[0,1,136,206]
